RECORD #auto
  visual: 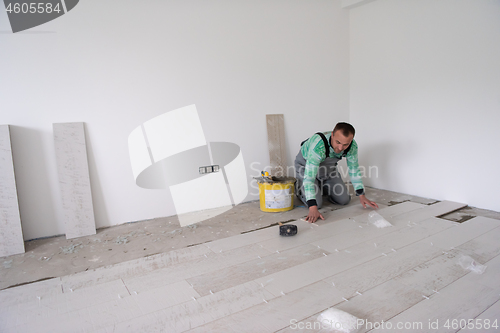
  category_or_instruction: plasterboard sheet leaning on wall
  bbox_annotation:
[0,125,25,257]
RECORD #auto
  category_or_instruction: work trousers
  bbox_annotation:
[294,150,351,209]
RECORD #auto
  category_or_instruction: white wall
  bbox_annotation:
[350,0,500,212]
[0,0,349,239]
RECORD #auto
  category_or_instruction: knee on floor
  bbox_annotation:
[329,195,351,206]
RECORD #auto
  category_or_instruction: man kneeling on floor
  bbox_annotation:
[295,122,378,223]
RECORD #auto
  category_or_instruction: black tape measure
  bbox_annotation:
[279,223,297,236]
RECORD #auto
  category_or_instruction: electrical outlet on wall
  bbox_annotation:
[199,165,220,174]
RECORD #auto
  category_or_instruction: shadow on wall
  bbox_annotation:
[83,124,110,229]
[9,126,60,240]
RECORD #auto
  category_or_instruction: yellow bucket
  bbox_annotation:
[258,177,296,212]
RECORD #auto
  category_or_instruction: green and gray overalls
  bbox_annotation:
[294,132,365,208]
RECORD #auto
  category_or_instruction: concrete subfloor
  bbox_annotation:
[1,186,499,291]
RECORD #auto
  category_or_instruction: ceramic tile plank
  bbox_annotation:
[204,202,401,255]
[313,202,460,254]
[5,307,92,333]
[322,239,445,298]
[53,122,96,239]
[254,240,390,297]
[258,219,363,253]
[0,277,62,309]
[389,200,466,225]
[205,224,280,253]
[319,201,423,226]
[378,287,497,333]
[466,253,500,290]
[259,202,427,254]
[393,220,500,295]
[187,243,326,297]
[187,281,346,333]
[81,296,144,331]
[124,243,271,294]
[108,281,275,332]
[61,244,213,291]
[361,217,455,254]
[348,200,465,226]
[335,280,426,333]
[393,250,468,296]
[378,201,426,218]
[376,254,500,333]
[364,187,438,206]
[253,255,334,298]
[425,216,500,251]
[393,224,500,297]
[457,300,500,333]
[0,125,25,257]
[1,197,492,333]
[258,212,462,298]
[311,216,412,254]
[316,204,378,224]
[455,226,500,263]
[132,280,200,315]
[1,279,130,329]
[48,280,201,332]
[10,294,142,333]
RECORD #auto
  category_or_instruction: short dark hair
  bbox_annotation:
[333,122,355,137]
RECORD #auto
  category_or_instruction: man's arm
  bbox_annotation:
[302,143,326,222]
[346,141,379,209]
[359,194,378,209]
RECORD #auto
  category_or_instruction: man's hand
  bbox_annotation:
[305,206,325,223]
[359,194,379,209]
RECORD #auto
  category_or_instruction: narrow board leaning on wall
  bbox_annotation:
[53,122,96,239]
[0,125,25,257]
[266,114,287,177]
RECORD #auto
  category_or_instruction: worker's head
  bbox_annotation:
[331,122,355,154]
